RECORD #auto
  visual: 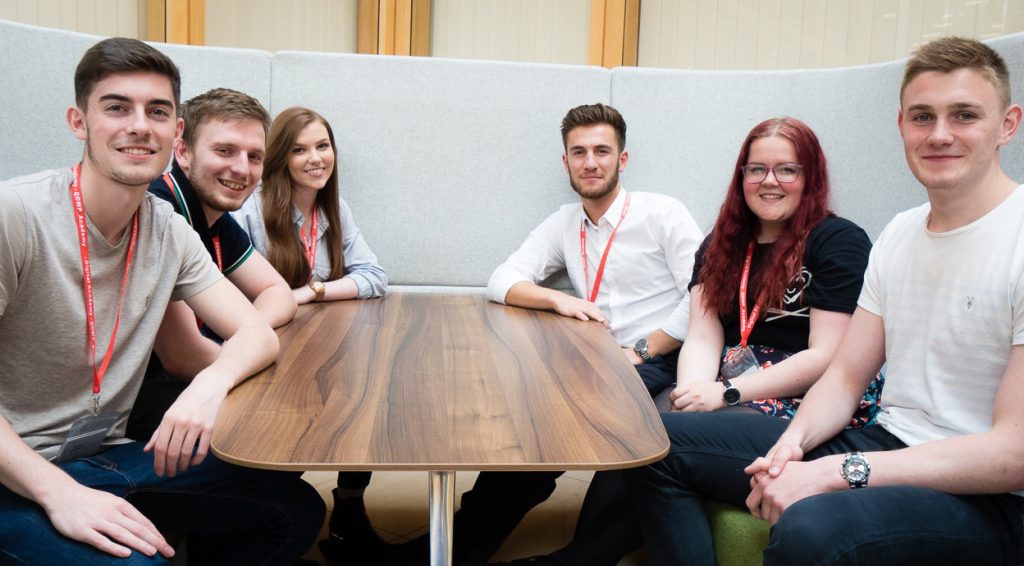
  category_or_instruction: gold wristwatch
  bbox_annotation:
[309,280,326,302]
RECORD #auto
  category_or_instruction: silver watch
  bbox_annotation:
[841,452,870,489]
[633,338,651,362]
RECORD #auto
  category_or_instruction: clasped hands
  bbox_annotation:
[743,443,843,524]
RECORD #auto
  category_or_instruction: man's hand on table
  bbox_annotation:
[550,294,610,327]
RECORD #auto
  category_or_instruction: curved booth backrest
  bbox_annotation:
[2,19,1023,286]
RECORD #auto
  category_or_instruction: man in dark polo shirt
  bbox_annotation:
[128,88,296,439]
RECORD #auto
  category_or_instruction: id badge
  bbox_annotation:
[720,345,760,380]
[52,413,118,464]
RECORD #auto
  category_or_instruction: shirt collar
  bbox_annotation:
[583,187,629,228]
[291,203,330,234]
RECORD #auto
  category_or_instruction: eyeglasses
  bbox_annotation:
[740,163,804,184]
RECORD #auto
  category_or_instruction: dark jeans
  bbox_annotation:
[624,411,1024,566]
[0,442,325,566]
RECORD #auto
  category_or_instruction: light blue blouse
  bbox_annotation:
[232,187,388,298]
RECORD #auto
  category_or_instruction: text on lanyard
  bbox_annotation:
[70,164,139,412]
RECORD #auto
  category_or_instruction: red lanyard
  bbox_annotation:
[211,236,224,272]
[738,241,761,348]
[70,164,139,412]
[579,193,631,303]
[301,208,318,278]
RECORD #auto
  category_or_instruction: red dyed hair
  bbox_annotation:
[698,117,833,316]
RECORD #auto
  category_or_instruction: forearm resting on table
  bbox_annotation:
[293,276,360,305]
[504,280,566,310]
[252,283,297,328]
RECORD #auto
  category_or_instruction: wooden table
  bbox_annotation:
[212,292,669,566]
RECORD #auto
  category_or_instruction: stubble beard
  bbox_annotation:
[570,169,620,201]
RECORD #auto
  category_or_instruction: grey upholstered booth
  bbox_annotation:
[5,18,1023,289]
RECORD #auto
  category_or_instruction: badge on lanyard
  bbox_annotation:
[53,413,119,464]
[721,241,762,380]
[57,164,138,461]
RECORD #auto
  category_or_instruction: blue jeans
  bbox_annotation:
[0,441,325,566]
[625,411,1024,566]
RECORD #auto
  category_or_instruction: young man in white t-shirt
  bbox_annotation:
[627,36,1024,565]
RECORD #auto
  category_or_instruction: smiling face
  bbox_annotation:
[67,70,181,189]
[176,117,266,224]
[563,124,628,202]
[286,121,335,194]
[898,68,1017,194]
[742,135,805,242]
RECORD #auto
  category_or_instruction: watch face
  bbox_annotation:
[845,461,868,482]
[723,387,741,405]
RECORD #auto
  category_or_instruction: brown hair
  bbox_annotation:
[260,107,344,287]
[179,88,270,149]
[901,36,1011,109]
[74,37,180,110]
[560,103,626,152]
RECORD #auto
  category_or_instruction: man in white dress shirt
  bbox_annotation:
[488,102,703,393]
[471,103,703,565]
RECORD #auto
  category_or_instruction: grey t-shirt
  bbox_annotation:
[0,168,222,459]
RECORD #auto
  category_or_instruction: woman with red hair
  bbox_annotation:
[668,116,882,421]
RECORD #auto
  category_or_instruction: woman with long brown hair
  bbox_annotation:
[234,106,386,304]
[233,107,387,558]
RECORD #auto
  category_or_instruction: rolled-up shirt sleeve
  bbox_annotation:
[487,210,567,304]
[338,197,387,298]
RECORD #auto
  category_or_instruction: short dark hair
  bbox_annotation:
[179,88,270,149]
[74,37,181,110]
[561,103,626,152]
[902,36,1011,109]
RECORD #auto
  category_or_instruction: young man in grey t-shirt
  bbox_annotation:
[0,37,323,564]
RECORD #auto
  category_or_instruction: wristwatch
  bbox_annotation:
[309,280,326,302]
[633,338,652,362]
[721,379,741,406]
[841,452,870,489]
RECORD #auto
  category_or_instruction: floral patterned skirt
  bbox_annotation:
[719,344,883,428]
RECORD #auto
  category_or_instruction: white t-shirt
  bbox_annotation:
[859,185,1024,447]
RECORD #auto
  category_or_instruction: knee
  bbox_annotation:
[764,497,845,566]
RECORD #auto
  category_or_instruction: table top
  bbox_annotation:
[211,292,668,471]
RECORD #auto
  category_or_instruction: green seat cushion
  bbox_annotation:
[703,499,771,566]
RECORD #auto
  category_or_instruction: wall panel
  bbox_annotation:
[0,0,142,37]
[639,0,1024,70]
[430,0,588,64]
[204,0,358,53]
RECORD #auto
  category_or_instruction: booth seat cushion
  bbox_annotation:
[703,499,770,566]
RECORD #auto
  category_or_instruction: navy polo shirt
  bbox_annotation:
[148,160,255,275]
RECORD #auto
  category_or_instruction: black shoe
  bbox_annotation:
[328,490,387,548]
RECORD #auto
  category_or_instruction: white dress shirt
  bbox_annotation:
[487,188,703,346]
